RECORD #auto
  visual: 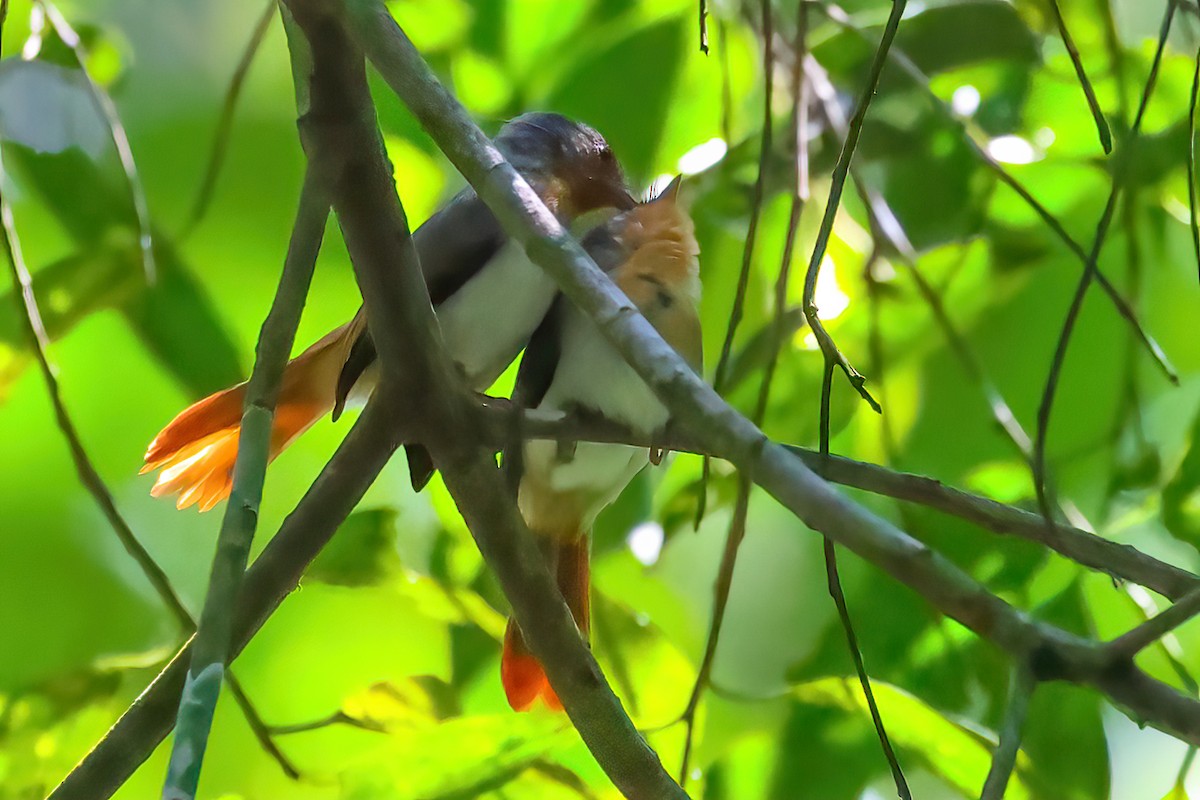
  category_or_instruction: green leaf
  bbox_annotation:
[0,247,137,395]
[792,676,1034,800]
[543,13,686,181]
[308,508,404,587]
[895,1,1040,76]
[339,713,569,800]
[119,247,244,396]
[5,136,242,396]
[1164,410,1200,548]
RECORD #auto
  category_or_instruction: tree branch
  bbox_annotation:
[281,3,688,797]
[36,0,155,283]
[478,409,1198,602]
[346,0,1200,747]
[979,667,1035,800]
[162,163,329,799]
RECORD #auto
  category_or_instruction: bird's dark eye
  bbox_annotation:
[656,289,673,308]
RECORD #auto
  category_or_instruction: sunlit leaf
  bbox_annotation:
[793,676,1033,800]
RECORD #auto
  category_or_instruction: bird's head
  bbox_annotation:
[496,112,634,219]
[582,176,703,372]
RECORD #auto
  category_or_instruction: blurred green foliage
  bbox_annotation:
[1,0,1199,798]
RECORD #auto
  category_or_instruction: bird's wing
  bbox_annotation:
[334,188,507,414]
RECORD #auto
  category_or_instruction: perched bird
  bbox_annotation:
[142,113,632,511]
[501,178,702,711]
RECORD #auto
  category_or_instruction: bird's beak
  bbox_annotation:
[588,176,636,211]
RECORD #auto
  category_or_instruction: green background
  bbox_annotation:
[1,0,1199,797]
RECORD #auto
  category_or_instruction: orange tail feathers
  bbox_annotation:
[501,534,590,712]
[141,322,357,511]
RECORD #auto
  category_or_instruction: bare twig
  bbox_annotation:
[798,0,910,416]
[798,2,908,793]
[266,709,385,735]
[678,472,752,785]
[680,4,810,782]
[482,410,1200,602]
[979,667,1035,800]
[37,0,155,283]
[288,5,689,797]
[182,0,278,237]
[162,167,328,798]
[698,0,709,54]
[1188,39,1200,282]
[1047,0,1112,153]
[818,2,1178,387]
[694,0,776,529]
[1109,588,1200,658]
[1034,0,1176,527]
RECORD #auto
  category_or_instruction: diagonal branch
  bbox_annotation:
[1046,0,1112,153]
[1033,0,1177,527]
[182,0,279,238]
[979,666,1035,800]
[347,0,1200,747]
[36,0,155,283]
[161,164,329,798]
[1108,588,1200,658]
[282,3,689,797]
[49,395,400,800]
[475,409,1200,602]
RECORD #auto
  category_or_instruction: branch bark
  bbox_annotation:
[280,3,689,797]
[344,0,1200,746]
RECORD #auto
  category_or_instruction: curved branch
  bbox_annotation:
[490,410,1199,602]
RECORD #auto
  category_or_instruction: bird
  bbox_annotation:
[500,177,702,711]
[141,113,632,511]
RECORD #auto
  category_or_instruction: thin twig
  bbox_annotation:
[293,5,690,797]
[818,2,1178,387]
[698,0,709,54]
[1109,588,1200,657]
[1047,0,1112,153]
[798,0,911,416]
[266,709,385,735]
[818,357,910,797]
[476,409,1200,601]
[979,667,1035,800]
[1034,0,1177,528]
[798,2,908,793]
[0,158,298,781]
[718,17,733,146]
[162,168,329,799]
[679,5,809,781]
[37,0,155,283]
[679,472,751,785]
[705,4,775,373]
[694,0,776,530]
[1188,38,1200,282]
[182,0,278,238]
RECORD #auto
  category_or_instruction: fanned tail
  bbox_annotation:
[141,322,356,511]
[501,533,590,711]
